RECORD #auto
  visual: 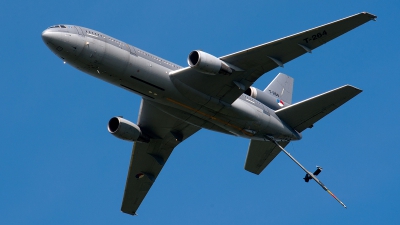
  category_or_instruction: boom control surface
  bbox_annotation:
[304,166,323,182]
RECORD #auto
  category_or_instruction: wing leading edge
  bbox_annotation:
[170,12,376,105]
[121,99,200,215]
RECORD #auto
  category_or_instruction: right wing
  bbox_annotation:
[275,85,362,133]
[121,99,201,215]
[170,12,376,105]
[245,140,289,175]
[220,12,376,82]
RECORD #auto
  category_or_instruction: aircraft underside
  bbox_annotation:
[42,12,376,215]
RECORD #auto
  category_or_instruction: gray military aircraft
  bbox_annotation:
[42,12,376,215]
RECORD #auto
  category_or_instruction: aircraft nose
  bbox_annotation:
[42,29,56,44]
[41,29,70,52]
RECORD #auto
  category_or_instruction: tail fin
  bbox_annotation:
[264,73,294,105]
[275,85,362,132]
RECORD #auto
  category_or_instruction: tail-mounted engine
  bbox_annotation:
[244,87,288,110]
[187,50,232,75]
[107,117,149,143]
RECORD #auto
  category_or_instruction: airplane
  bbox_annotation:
[42,12,376,215]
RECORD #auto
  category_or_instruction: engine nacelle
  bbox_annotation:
[187,50,232,75]
[107,117,149,143]
[244,87,289,110]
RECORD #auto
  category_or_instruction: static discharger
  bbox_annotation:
[267,137,347,209]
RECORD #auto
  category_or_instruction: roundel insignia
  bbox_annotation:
[276,99,284,107]
[135,173,144,179]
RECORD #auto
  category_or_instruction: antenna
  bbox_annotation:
[266,137,347,208]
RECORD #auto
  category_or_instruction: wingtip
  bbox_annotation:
[244,166,262,175]
[343,85,362,93]
[121,207,139,216]
[361,12,377,20]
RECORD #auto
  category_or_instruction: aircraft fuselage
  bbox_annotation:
[42,25,301,141]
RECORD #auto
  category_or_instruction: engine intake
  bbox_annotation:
[108,117,149,143]
[188,50,232,75]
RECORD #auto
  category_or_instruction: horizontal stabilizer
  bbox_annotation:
[275,85,362,133]
[245,140,289,175]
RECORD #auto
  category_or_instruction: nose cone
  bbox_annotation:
[41,28,71,55]
[42,29,69,46]
[42,29,56,44]
[42,27,83,62]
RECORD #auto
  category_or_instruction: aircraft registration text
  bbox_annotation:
[303,30,328,43]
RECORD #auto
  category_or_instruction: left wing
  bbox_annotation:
[121,99,200,215]
[170,12,376,104]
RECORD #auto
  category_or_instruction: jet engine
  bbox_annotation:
[187,50,232,75]
[107,117,149,143]
[244,87,287,110]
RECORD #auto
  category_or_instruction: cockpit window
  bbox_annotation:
[48,25,67,29]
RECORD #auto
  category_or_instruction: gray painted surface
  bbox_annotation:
[42,12,375,216]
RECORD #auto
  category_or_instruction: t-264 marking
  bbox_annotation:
[303,30,328,43]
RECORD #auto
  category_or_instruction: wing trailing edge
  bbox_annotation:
[275,85,362,133]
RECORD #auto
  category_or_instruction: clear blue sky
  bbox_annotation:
[1,1,399,224]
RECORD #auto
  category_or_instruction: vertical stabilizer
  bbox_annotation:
[264,73,294,104]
